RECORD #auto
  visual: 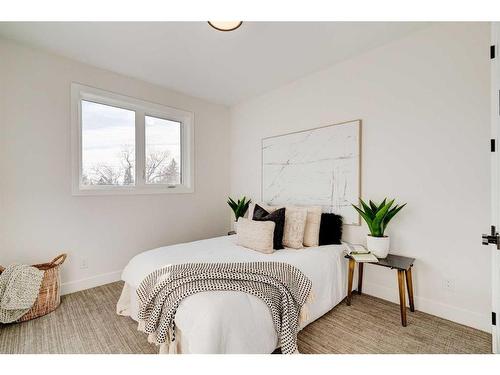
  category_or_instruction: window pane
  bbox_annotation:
[81,100,135,186]
[145,116,181,185]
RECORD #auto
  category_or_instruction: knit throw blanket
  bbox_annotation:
[136,262,313,354]
[0,264,44,323]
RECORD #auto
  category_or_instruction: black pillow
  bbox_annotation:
[318,213,343,245]
[252,204,286,250]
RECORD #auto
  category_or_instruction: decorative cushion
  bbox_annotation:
[247,202,275,219]
[247,203,256,219]
[282,206,308,249]
[302,206,323,247]
[252,204,286,250]
[318,213,343,245]
[236,218,275,254]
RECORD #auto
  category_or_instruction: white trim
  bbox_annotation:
[362,282,491,333]
[491,22,500,353]
[60,270,123,295]
[70,82,195,195]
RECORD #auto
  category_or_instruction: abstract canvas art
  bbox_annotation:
[261,120,361,224]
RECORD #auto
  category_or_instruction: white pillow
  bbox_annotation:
[302,206,322,247]
[247,203,255,219]
[236,218,275,254]
[282,206,308,249]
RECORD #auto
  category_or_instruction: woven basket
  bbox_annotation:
[0,254,67,322]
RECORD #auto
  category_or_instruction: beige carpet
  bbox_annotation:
[0,281,491,354]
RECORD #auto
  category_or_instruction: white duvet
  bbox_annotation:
[119,235,349,354]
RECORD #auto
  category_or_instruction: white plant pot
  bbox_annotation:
[366,235,390,258]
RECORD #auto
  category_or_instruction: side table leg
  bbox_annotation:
[405,267,415,312]
[346,258,355,306]
[357,262,364,294]
[397,270,407,327]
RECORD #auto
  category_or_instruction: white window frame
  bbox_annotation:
[71,83,194,195]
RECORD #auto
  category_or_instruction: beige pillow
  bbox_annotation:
[282,206,308,249]
[247,203,256,219]
[236,218,275,254]
[303,206,323,247]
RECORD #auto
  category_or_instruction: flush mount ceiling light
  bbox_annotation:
[208,21,243,32]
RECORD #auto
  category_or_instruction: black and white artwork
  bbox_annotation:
[261,120,360,224]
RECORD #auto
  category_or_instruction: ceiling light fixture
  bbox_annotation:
[208,21,243,32]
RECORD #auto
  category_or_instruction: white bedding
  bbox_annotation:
[120,235,349,354]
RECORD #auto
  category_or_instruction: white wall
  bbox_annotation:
[0,38,231,294]
[230,23,492,331]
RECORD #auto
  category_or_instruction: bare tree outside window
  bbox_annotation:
[121,146,135,185]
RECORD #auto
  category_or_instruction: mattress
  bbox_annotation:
[119,235,349,354]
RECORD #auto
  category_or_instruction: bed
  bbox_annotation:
[118,234,349,354]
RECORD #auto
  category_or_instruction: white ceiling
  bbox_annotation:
[0,22,430,105]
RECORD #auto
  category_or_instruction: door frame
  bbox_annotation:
[491,22,500,354]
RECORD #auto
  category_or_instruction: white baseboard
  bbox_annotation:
[362,282,491,333]
[61,270,123,295]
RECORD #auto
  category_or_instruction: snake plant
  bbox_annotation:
[227,196,252,221]
[352,198,406,237]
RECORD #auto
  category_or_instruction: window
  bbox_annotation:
[71,83,194,195]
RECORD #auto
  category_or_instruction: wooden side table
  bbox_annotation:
[346,254,415,327]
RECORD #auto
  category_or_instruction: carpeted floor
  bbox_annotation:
[0,281,491,354]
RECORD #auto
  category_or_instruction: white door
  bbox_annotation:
[490,22,500,354]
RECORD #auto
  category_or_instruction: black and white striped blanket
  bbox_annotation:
[136,262,313,354]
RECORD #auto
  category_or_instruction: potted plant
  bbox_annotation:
[352,198,406,258]
[227,196,251,224]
